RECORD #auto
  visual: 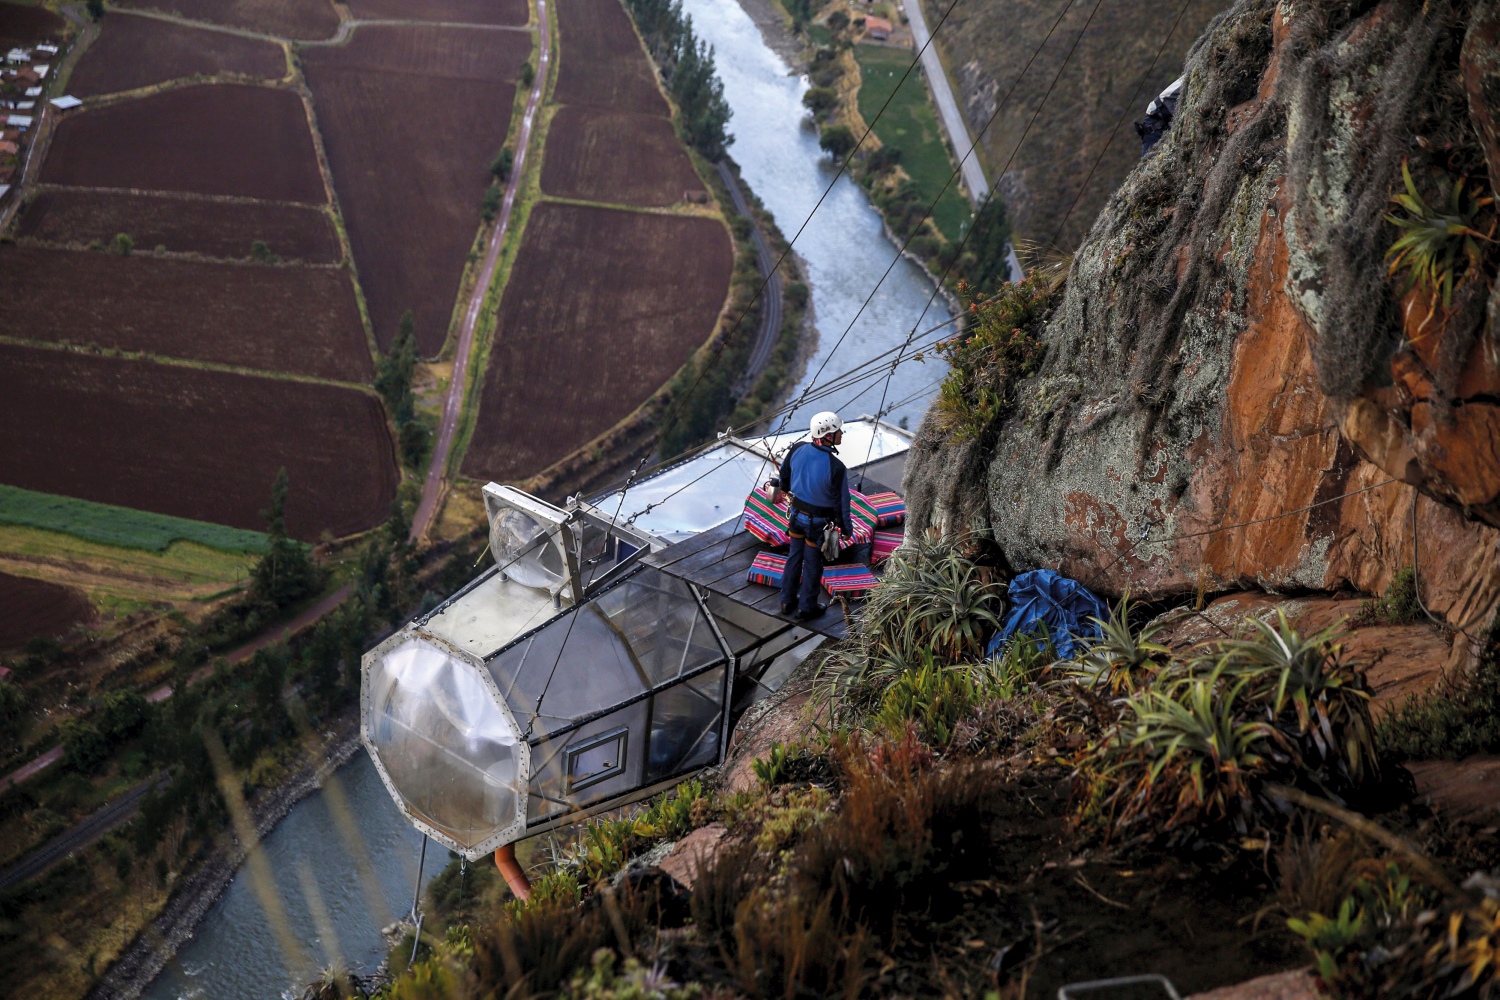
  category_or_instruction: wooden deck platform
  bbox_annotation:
[644,478,897,642]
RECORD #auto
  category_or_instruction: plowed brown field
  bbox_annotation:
[116,0,339,40]
[69,15,286,97]
[0,246,371,381]
[554,0,666,115]
[462,203,731,482]
[347,0,528,25]
[43,84,325,203]
[19,190,341,262]
[0,572,92,651]
[542,106,703,206]
[0,1,64,49]
[304,25,529,354]
[0,344,398,540]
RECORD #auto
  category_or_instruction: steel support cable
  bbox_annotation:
[526,0,1097,726]
[783,0,1085,441]
[1043,0,1194,250]
[859,0,1106,479]
[645,0,971,455]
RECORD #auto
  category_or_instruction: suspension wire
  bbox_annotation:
[859,0,1107,479]
[647,0,972,454]
[526,0,1102,727]
[1043,0,1194,249]
[781,0,1085,442]
[1410,489,1483,643]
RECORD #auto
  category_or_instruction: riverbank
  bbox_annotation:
[90,719,364,1000]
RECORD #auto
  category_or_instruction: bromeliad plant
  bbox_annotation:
[1065,593,1170,696]
[1384,160,1495,335]
[1074,610,1381,844]
[934,277,1052,441]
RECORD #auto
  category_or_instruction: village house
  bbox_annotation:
[5,48,27,65]
[864,15,893,39]
[0,140,18,156]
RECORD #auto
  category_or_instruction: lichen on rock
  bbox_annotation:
[904,0,1500,670]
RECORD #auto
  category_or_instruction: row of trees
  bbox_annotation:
[622,0,733,160]
[374,311,431,469]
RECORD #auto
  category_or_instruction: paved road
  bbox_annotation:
[901,0,989,206]
[718,160,784,394]
[0,774,167,890]
[410,0,551,541]
[0,745,62,792]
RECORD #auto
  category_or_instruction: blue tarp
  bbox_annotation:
[987,569,1109,660]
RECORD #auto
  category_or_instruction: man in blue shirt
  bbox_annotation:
[768,411,854,620]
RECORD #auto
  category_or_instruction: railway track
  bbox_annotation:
[718,159,784,395]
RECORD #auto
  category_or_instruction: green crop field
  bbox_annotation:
[854,44,972,242]
[0,485,269,554]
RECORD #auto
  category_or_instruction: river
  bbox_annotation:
[683,0,953,436]
[141,5,950,995]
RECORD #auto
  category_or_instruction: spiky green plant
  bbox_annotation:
[1217,611,1377,787]
[1104,669,1280,833]
[1384,160,1494,325]
[1067,593,1169,695]
[872,651,980,747]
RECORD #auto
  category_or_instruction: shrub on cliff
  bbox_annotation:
[934,277,1051,441]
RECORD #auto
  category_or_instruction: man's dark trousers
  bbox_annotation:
[780,510,827,614]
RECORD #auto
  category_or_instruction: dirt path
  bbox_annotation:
[410,0,552,541]
[110,7,529,46]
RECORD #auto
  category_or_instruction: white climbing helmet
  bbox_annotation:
[809,411,843,439]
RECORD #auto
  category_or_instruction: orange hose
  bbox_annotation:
[494,843,531,901]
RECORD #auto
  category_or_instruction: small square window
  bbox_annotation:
[565,727,628,791]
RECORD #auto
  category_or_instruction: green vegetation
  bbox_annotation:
[852,45,970,242]
[1384,161,1494,324]
[1356,566,1422,626]
[113,232,133,256]
[374,311,431,469]
[489,146,513,182]
[0,483,268,554]
[519,60,535,88]
[250,239,280,264]
[1378,620,1500,762]
[250,468,321,611]
[87,0,104,19]
[934,276,1051,441]
[962,196,1012,295]
[622,0,732,160]
[480,184,502,222]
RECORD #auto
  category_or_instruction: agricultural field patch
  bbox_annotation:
[0,1,64,49]
[42,84,325,203]
[18,189,341,263]
[346,0,528,26]
[304,25,529,354]
[462,203,731,482]
[0,484,267,554]
[541,105,704,206]
[0,571,91,651]
[553,0,666,116]
[68,14,286,97]
[0,245,372,381]
[0,344,399,540]
[115,0,339,40]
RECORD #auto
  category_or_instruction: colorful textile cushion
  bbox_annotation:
[864,491,906,528]
[822,564,880,597]
[747,551,788,588]
[744,487,872,551]
[870,528,904,565]
[743,487,791,547]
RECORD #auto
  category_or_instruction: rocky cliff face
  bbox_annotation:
[905,0,1500,670]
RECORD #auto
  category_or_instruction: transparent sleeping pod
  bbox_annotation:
[361,483,816,859]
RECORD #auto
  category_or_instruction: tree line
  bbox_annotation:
[622,0,733,161]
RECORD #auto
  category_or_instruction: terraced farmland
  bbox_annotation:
[0,246,371,380]
[115,0,340,39]
[553,0,666,115]
[347,0,528,25]
[304,25,531,353]
[42,84,326,202]
[0,1,63,49]
[541,106,704,206]
[0,572,92,650]
[67,15,286,97]
[19,189,342,263]
[0,344,398,540]
[462,203,732,482]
